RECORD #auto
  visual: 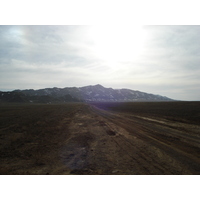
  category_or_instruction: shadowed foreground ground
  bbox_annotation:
[0,102,200,175]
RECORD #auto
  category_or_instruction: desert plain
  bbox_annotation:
[0,101,200,175]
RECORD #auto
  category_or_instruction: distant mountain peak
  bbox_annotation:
[81,84,104,88]
[94,84,104,87]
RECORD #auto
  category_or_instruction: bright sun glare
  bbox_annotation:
[89,25,147,63]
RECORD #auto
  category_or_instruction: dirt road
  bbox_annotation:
[60,104,200,175]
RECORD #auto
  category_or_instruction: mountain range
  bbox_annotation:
[0,84,173,103]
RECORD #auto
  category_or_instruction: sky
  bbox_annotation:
[0,25,200,101]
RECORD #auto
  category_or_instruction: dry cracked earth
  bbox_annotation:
[0,102,200,175]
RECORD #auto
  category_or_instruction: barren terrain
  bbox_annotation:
[0,102,200,175]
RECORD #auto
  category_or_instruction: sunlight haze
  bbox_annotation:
[0,25,200,100]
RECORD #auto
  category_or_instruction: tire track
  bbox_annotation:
[90,105,200,174]
[93,110,178,174]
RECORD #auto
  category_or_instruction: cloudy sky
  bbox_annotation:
[0,25,200,100]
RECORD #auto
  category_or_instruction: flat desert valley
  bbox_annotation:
[0,101,200,175]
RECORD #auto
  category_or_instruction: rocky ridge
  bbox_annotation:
[0,84,173,103]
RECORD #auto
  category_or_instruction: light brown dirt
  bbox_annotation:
[60,105,200,174]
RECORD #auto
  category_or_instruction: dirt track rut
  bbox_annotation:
[60,105,200,175]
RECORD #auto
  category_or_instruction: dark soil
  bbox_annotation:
[0,102,200,175]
